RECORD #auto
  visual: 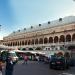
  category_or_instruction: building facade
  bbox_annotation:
[0,40,3,45]
[2,16,75,51]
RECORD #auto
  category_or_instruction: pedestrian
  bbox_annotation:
[0,54,3,75]
[5,55,14,75]
[23,55,28,64]
[0,57,2,72]
[36,56,39,64]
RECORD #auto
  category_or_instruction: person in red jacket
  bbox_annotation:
[23,55,28,64]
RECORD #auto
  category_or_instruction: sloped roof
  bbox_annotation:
[9,16,75,36]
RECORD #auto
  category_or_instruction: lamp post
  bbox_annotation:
[0,25,1,35]
[0,25,1,30]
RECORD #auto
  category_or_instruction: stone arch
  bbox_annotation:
[8,43,9,46]
[29,48,33,50]
[39,38,43,44]
[49,37,53,43]
[15,42,17,46]
[35,39,38,44]
[44,37,48,44]
[8,42,11,46]
[20,41,21,45]
[72,33,75,41]
[59,35,65,42]
[25,40,27,45]
[8,43,10,46]
[28,40,31,45]
[35,47,42,50]
[66,34,71,42]
[32,39,34,45]
[22,48,26,51]
[10,42,12,46]
[22,41,24,45]
[54,36,59,43]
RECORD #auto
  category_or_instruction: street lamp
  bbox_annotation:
[0,25,1,30]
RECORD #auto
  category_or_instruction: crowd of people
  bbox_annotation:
[0,51,72,75]
[0,52,42,75]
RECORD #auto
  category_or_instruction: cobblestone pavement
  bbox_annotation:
[2,61,75,75]
[14,61,75,75]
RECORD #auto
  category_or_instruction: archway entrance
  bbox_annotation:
[35,47,42,50]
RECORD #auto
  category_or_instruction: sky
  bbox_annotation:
[0,0,75,40]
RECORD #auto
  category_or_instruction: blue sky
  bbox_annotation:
[0,0,75,40]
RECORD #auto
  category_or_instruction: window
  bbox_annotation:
[48,21,50,24]
[59,18,62,21]
[31,26,33,29]
[39,24,41,26]
[24,28,26,30]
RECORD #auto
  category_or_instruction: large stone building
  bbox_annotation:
[0,40,3,45]
[2,16,75,51]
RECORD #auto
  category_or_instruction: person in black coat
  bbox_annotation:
[5,56,14,75]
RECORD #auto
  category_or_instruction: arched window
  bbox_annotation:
[54,36,58,43]
[39,38,43,44]
[44,37,48,44]
[59,35,65,42]
[66,34,71,42]
[49,37,53,43]
[72,33,75,41]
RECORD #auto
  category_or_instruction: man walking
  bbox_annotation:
[5,55,14,75]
